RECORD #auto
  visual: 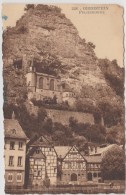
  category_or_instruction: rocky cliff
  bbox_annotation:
[3,4,124,119]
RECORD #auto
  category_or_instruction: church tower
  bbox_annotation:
[26,59,37,93]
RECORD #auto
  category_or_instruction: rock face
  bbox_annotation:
[3,4,123,108]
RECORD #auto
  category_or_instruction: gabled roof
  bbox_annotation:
[84,156,102,163]
[28,147,46,159]
[54,146,71,158]
[63,146,86,161]
[4,119,28,140]
[29,135,53,147]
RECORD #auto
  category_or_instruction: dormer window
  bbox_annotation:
[39,137,43,142]
[11,129,16,134]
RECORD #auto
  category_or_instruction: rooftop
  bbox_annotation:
[89,144,118,156]
[84,156,102,163]
[29,135,53,147]
[28,147,46,159]
[4,119,28,140]
[54,146,71,158]
[36,72,60,79]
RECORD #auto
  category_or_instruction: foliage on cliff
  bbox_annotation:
[3,4,124,130]
[4,102,124,145]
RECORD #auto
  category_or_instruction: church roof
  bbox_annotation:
[4,119,28,140]
[54,146,71,158]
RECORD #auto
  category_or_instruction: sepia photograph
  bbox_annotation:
[2,3,125,194]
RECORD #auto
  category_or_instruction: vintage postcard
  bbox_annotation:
[2,3,125,194]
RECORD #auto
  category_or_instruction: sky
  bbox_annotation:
[2,4,124,67]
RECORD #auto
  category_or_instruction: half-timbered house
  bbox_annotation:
[85,156,102,182]
[56,146,87,185]
[27,147,46,187]
[26,135,57,186]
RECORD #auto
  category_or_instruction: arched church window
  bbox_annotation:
[39,77,43,89]
[50,79,55,90]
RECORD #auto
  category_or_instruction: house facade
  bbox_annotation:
[59,146,87,185]
[26,135,57,187]
[55,145,102,185]
[4,119,28,188]
[27,147,46,187]
[85,156,102,182]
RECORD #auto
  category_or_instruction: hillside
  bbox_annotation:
[3,4,124,130]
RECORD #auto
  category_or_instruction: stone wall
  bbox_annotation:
[25,102,94,125]
[46,109,94,125]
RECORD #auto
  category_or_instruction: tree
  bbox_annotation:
[17,104,47,138]
[52,130,65,142]
[38,107,47,122]
[43,171,50,191]
[52,95,57,104]
[87,42,95,49]
[24,4,35,11]
[3,103,14,119]
[43,118,53,134]
[106,124,125,144]
[101,145,125,180]
[98,101,122,127]
[106,134,115,144]
[69,117,78,131]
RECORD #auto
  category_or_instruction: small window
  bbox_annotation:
[4,141,6,149]
[36,150,40,154]
[19,142,23,149]
[10,141,15,150]
[9,156,14,166]
[54,168,56,173]
[38,170,41,176]
[49,148,52,152]
[98,172,101,177]
[34,169,38,176]
[17,157,22,166]
[8,173,13,182]
[11,129,16,134]
[17,173,22,182]
[78,163,81,169]
[93,173,97,177]
[68,163,72,169]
